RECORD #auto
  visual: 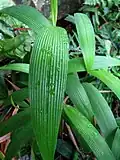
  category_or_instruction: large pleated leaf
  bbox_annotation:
[66,73,93,121]
[5,123,33,160]
[64,106,115,160]
[51,0,58,26]
[83,83,117,138]
[0,5,51,33]
[111,128,120,160]
[74,13,95,70]
[90,69,120,99]
[0,63,29,74]
[0,109,30,137]
[29,27,68,160]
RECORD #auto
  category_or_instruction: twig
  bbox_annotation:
[65,123,80,153]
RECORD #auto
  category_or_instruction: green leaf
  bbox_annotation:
[0,5,51,33]
[116,117,120,127]
[0,34,26,56]
[93,56,120,69]
[68,58,85,73]
[4,87,29,106]
[83,83,117,138]
[74,13,95,70]
[111,128,120,160]
[57,139,74,159]
[68,56,120,73]
[50,0,58,26]
[29,27,68,160]
[2,56,119,75]
[0,72,8,99]
[32,140,43,160]
[0,63,29,74]
[90,69,120,100]
[64,106,115,160]
[66,73,93,121]
[5,123,33,160]
[65,15,75,24]
[0,0,15,10]
[0,109,30,137]
[0,151,4,160]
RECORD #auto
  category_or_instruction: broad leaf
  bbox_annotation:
[29,27,68,160]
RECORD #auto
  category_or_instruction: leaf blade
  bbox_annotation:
[90,69,120,100]
[83,83,117,138]
[0,63,29,74]
[111,128,120,160]
[0,5,51,33]
[66,73,93,121]
[74,13,95,70]
[64,106,115,160]
[0,109,30,137]
[51,0,58,26]
[29,27,68,160]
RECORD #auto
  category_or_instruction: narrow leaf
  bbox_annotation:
[0,63,29,74]
[0,151,4,160]
[116,117,120,127]
[93,56,120,69]
[90,69,120,99]
[51,0,58,26]
[83,83,117,138]
[64,106,115,160]
[68,56,120,73]
[111,128,120,160]
[2,56,119,75]
[0,5,51,33]
[29,27,68,160]
[68,58,85,73]
[74,13,95,70]
[66,73,93,121]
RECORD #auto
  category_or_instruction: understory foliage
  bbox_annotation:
[0,0,120,159]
